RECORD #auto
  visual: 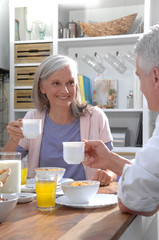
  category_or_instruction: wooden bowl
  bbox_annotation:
[78,13,137,37]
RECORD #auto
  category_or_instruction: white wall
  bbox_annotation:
[0,0,9,70]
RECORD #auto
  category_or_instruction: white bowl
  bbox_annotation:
[35,167,66,183]
[0,194,18,222]
[61,180,100,204]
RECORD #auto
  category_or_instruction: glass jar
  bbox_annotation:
[127,90,134,108]
[0,152,21,193]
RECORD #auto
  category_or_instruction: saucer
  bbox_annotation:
[55,194,117,209]
[21,184,36,193]
[21,178,74,196]
[13,193,35,203]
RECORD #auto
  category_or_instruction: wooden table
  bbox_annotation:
[0,182,136,240]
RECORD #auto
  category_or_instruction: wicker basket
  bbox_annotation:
[78,13,137,37]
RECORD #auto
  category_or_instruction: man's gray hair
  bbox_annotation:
[134,24,159,75]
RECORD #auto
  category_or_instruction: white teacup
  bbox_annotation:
[22,119,42,139]
[63,142,85,164]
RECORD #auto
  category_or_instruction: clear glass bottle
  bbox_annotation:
[127,90,134,108]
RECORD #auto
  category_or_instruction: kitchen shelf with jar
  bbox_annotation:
[58,1,145,35]
[13,0,55,42]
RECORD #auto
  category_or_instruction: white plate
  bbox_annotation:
[13,193,35,203]
[21,178,74,195]
[26,178,35,184]
[21,184,36,193]
[55,194,118,208]
[56,187,64,197]
[26,177,73,186]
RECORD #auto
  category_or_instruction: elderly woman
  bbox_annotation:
[3,54,116,185]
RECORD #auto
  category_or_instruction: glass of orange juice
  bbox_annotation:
[35,174,57,211]
[21,157,28,185]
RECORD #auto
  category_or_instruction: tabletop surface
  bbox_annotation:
[0,182,136,240]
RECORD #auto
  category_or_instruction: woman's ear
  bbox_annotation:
[39,81,45,94]
[152,67,159,89]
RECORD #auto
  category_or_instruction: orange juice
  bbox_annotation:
[35,179,57,211]
[21,167,28,185]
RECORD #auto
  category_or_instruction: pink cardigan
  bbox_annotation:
[18,107,112,179]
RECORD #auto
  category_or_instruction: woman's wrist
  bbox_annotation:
[9,137,20,143]
[2,137,19,152]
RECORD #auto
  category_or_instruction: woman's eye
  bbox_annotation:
[68,81,75,85]
[52,82,59,85]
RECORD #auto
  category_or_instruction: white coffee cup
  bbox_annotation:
[63,142,85,164]
[22,119,42,139]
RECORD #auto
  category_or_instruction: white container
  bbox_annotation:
[22,119,42,139]
[61,180,100,204]
[0,194,18,222]
[0,152,21,193]
[63,142,85,164]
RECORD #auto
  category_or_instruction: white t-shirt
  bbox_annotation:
[118,114,159,212]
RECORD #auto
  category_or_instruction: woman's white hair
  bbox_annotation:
[32,54,89,116]
[134,24,159,75]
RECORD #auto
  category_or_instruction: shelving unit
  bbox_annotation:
[0,69,9,148]
[9,0,159,154]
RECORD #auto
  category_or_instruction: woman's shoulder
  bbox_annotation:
[89,105,106,117]
[82,105,107,121]
[24,109,46,119]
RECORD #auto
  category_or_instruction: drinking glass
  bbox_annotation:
[38,22,45,40]
[26,21,33,40]
[124,51,136,66]
[35,174,57,211]
[21,156,28,185]
[82,54,105,74]
[21,119,42,139]
[104,52,127,73]
[63,142,85,164]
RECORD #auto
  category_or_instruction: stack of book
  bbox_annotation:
[78,75,92,105]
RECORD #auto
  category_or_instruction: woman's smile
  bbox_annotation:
[57,95,70,100]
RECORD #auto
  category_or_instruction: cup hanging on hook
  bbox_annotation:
[124,50,136,66]
[82,53,105,74]
[104,51,127,74]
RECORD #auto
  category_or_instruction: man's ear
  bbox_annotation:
[152,67,159,89]
[39,81,45,94]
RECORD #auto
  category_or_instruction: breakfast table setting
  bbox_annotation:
[0,179,136,240]
[0,150,137,240]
